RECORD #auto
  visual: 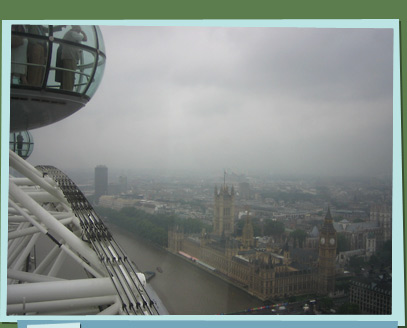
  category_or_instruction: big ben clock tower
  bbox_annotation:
[318,207,337,294]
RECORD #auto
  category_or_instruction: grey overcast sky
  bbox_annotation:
[27,25,394,178]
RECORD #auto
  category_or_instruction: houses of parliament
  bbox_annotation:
[168,183,337,301]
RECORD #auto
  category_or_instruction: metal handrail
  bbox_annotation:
[11,61,94,93]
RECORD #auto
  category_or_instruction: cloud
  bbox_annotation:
[28,25,393,178]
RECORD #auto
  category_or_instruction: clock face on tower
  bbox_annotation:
[330,238,335,245]
[320,237,325,245]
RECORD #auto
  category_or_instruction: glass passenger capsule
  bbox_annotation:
[10,25,106,132]
[9,130,34,160]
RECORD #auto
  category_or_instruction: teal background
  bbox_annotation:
[1,0,406,327]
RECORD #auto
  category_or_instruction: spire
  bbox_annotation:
[320,205,336,234]
[325,206,333,222]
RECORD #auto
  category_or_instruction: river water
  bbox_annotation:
[107,223,263,315]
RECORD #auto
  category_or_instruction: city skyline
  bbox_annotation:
[3,17,402,320]
[27,25,394,179]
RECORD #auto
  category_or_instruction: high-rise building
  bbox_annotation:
[238,182,251,199]
[95,165,108,203]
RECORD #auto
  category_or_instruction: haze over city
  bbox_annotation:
[5,22,399,317]
[27,25,394,178]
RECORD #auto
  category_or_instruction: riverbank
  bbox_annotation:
[105,221,263,314]
[167,248,260,299]
[106,220,260,299]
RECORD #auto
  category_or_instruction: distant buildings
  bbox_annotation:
[370,204,392,242]
[306,203,392,256]
[98,195,158,213]
[238,182,251,200]
[168,183,337,301]
[350,276,391,314]
[118,175,128,194]
[94,165,108,204]
[94,170,392,312]
[108,175,129,195]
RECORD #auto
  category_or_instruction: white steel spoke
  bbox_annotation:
[7,149,162,315]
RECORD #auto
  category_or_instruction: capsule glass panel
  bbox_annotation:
[9,131,34,160]
[26,35,49,87]
[10,24,106,131]
[11,25,29,85]
[26,25,50,38]
[11,24,106,96]
[47,41,63,89]
[86,50,106,97]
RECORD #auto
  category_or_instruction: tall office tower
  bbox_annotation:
[318,207,337,295]
[238,182,251,199]
[95,165,108,203]
[213,184,235,237]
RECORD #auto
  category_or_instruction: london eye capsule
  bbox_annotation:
[7,24,168,315]
[10,25,106,132]
[9,130,34,159]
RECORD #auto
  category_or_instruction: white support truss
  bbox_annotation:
[7,150,163,315]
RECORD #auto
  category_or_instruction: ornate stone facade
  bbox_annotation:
[213,184,235,237]
[168,230,316,301]
[168,185,337,301]
[318,207,337,294]
[370,204,392,244]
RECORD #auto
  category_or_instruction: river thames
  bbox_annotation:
[106,223,263,315]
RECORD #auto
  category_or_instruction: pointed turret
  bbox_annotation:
[320,206,336,235]
[325,206,333,222]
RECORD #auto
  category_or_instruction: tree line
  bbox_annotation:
[96,206,210,247]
